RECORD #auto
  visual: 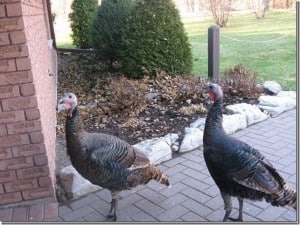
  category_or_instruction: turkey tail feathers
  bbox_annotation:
[128,164,170,187]
[279,185,297,210]
[149,165,170,187]
[266,184,297,210]
[263,162,297,210]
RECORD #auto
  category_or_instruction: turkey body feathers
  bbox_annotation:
[203,85,296,221]
[65,106,168,191]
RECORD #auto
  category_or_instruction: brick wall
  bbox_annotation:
[0,0,57,207]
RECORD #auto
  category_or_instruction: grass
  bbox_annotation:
[57,41,75,49]
[55,10,296,90]
[183,10,296,90]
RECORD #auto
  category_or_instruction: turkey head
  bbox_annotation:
[57,92,78,117]
[207,83,223,102]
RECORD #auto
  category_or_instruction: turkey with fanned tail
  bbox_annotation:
[57,92,170,221]
[203,83,296,221]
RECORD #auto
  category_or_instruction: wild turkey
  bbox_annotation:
[203,83,296,221]
[57,92,170,221]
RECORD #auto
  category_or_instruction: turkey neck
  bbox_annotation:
[204,98,226,143]
[65,106,86,155]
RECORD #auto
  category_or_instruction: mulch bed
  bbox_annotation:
[56,51,261,145]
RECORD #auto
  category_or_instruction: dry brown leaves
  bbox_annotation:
[56,52,262,144]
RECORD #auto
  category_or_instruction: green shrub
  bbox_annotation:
[69,0,98,49]
[119,0,193,78]
[221,64,263,97]
[91,0,134,67]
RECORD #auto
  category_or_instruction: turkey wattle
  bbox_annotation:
[57,93,170,221]
[203,83,296,221]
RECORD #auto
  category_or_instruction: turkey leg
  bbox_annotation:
[228,197,243,221]
[221,193,244,221]
[221,192,233,221]
[107,191,119,221]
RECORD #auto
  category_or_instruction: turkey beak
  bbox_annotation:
[206,84,212,92]
[57,98,66,112]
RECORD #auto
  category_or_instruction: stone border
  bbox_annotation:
[134,88,296,165]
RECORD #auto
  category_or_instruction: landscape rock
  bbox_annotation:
[257,91,296,117]
[57,165,102,200]
[277,90,296,99]
[144,92,159,103]
[133,133,179,165]
[223,114,247,134]
[187,112,247,135]
[263,81,282,95]
[225,103,269,126]
[179,127,203,153]
[190,117,206,130]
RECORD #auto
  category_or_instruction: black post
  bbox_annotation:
[208,25,220,80]
[297,1,299,85]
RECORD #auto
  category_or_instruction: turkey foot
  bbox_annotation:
[228,217,243,222]
[105,215,117,222]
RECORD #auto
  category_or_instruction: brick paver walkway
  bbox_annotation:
[0,109,297,222]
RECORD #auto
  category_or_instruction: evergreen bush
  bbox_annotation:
[91,0,134,67]
[119,0,193,78]
[69,0,98,49]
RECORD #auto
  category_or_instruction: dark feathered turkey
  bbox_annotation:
[58,92,170,221]
[203,83,296,221]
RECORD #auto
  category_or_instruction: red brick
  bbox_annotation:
[1,96,37,111]
[9,30,26,44]
[0,191,22,205]
[16,165,49,179]
[0,70,33,85]
[0,4,6,18]
[29,131,44,144]
[0,32,10,45]
[44,202,59,219]
[0,170,17,183]
[0,125,7,136]
[22,186,54,200]
[11,206,28,221]
[0,156,33,170]
[0,44,28,59]
[28,203,44,221]
[33,154,48,166]
[0,17,24,32]
[0,147,12,159]
[16,57,31,70]
[7,120,42,134]
[20,82,35,96]
[0,133,29,148]
[0,110,25,125]
[12,143,46,157]
[0,184,4,194]
[4,178,38,193]
[25,108,40,120]
[6,3,22,17]
[0,0,21,2]
[0,84,19,98]
[0,59,16,72]
[38,176,52,187]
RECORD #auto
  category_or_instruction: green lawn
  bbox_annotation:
[183,10,296,90]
